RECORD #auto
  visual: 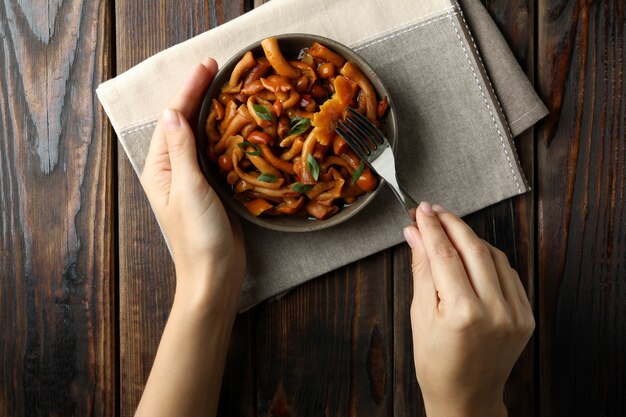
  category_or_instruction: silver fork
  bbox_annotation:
[335,107,418,217]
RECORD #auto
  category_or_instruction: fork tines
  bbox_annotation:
[335,108,385,159]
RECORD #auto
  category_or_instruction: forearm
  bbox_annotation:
[135,276,238,417]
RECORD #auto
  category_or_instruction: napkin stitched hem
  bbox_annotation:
[354,13,459,51]
[508,102,546,131]
[449,6,529,192]
[349,6,528,195]
[119,119,159,175]
[352,7,458,50]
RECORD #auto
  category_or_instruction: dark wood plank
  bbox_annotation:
[392,1,537,415]
[256,252,394,417]
[392,245,428,417]
[0,0,115,416]
[114,1,250,416]
[537,1,626,416]
[217,311,257,417]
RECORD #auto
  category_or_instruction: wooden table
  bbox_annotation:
[1,0,624,416]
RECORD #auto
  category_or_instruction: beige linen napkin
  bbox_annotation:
[97,0,547,311]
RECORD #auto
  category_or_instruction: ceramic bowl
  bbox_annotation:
[196,33,398,232]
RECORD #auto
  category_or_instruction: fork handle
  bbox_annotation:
[386,177,418,219]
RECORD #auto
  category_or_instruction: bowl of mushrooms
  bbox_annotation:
[196,34,398,232]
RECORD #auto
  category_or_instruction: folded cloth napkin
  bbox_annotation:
[97,0,547,311]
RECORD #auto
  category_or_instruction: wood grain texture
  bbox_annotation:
[113,1,248,416]
[256,252,393,417]
[392,245,427,417]
[538,1,626,416]
[217,311,256,417]
[0,0,115,416]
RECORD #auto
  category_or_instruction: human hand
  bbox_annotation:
[140,58,246,312]
[403,202,535,417]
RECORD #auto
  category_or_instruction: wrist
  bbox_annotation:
[172,288,238,323]
[173,263,243,316]
[423,396,507,417]
[172,287,239,327]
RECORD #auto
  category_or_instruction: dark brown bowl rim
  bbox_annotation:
[196,33,398,232]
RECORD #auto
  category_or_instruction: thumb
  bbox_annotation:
[403,225,437,307]
[162,108,202,181]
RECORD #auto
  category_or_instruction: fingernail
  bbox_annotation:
[201,57,216,70]
[432,204,448,214]
[403,227,418,248]
[419,201,434,216]
[163,109,181,132]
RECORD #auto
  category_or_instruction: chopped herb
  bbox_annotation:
[352,160,365,183]
[252,104,275,121]
[307,153,320,181]
[289,116,303,124]
[291,182,314,193]
[288,117,311,136]
[257,172,278,183]
[237,141,262,156]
